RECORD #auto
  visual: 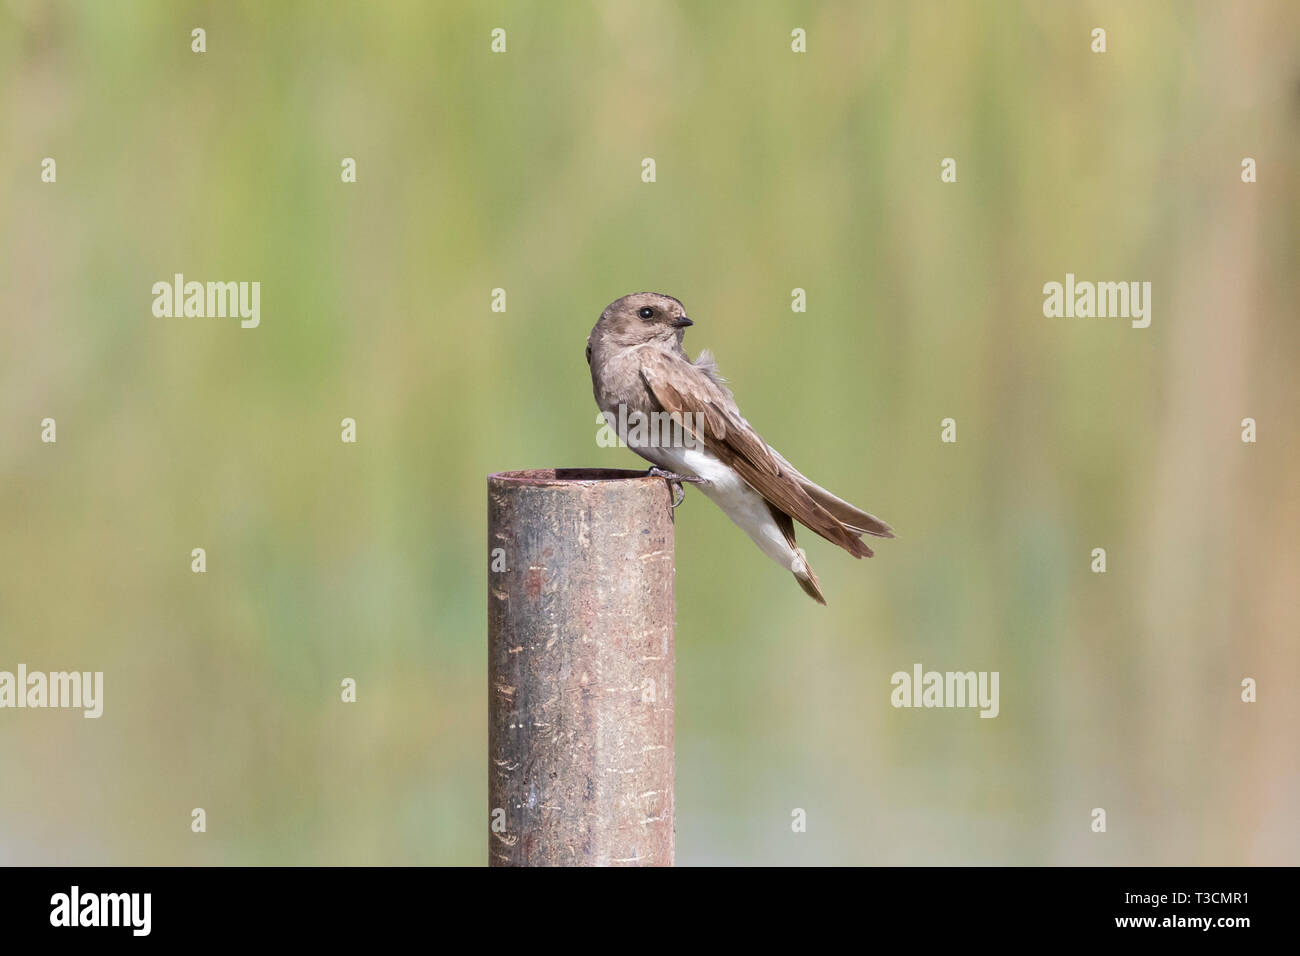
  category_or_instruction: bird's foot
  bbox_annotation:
[646,466,705,484]
[646,467,705,508]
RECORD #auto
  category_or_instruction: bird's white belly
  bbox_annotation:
[635,441,798,571]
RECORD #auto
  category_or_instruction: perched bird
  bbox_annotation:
[587,292,893,604]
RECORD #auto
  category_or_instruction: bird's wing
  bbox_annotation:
[768,448,894,539]
[637,348,876,558]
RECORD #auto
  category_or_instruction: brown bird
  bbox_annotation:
[587,292,893,604]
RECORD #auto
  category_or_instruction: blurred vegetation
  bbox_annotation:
[1,0,1297,864]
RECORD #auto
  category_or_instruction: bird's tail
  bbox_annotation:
[791,548,827,605]
[797,480,894,540]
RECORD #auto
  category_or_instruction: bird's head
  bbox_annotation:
[594,292,693,347]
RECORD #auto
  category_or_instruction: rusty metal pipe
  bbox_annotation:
[487,469,676,866]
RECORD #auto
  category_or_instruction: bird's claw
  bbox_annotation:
[647,467,703,508]
[668,482,686,508]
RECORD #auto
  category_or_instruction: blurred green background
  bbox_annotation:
[2,0,1297,865]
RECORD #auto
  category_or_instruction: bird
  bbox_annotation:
[587,291,893,604]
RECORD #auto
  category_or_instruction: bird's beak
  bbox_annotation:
[672,315,694,328]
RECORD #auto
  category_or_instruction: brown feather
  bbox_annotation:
[765,448,895,538]
[638,351,876,559]
[796,481,894,538]
[768,503,798,550]
[768,507,829,604]
[793,562,827,605]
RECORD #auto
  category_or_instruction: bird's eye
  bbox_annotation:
[637,307,655,319]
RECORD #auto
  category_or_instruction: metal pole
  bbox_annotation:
[488,469,676,866]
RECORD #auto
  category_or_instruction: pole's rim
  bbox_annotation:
[488,468,659,487]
